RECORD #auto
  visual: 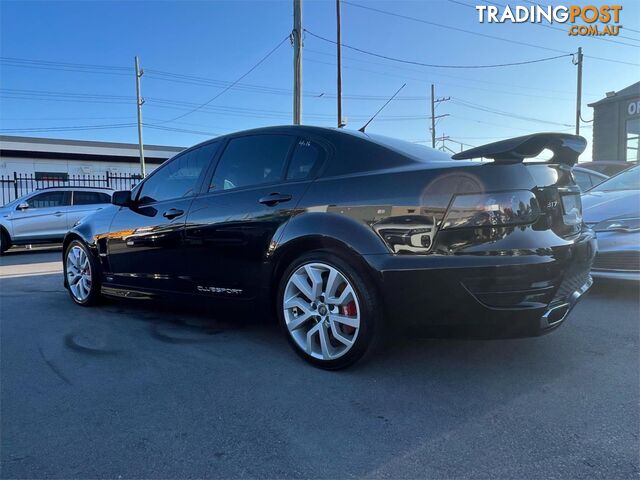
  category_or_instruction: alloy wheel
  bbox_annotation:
[66,245,92,302]
[283,262,361,360]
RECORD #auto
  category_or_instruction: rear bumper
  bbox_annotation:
[365,229,596,337]
[539,275,592,330]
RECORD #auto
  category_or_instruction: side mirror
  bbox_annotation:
[112,190,132,207]
[17,202,29,211]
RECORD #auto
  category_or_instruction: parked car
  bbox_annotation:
[0,187,113,254]
[63,127,596,369]
[572,166,608,191]
[578,161,636,177]
[582,165,640,281]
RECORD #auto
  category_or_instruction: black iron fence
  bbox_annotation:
[0,172,142,206]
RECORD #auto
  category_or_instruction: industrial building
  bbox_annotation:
[588,81,640,163]
[0,135,183,179]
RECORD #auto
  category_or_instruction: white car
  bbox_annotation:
[0,187,113,254]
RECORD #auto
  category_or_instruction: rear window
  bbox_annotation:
[322,132,451,178]
[365,134,452,163]
[73,191,111,205]
[286,139,323,180]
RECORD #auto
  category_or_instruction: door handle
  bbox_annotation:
[163,208,184,220]
[54,211,64,217]
[258,193,292,206]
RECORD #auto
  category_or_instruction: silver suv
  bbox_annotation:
[0,187,113,254]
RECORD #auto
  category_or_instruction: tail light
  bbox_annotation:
[441,190,540,230]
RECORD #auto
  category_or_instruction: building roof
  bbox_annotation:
[0,135,184,164]
[588,81,640,108]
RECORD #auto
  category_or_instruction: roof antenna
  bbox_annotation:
[358,83,406,133]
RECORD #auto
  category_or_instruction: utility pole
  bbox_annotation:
[293,0,303,125]
[574,47,583,136]
[134,55,146,177]
[430,84,436,148]
[336,0,344,128]
[430,84,450,149]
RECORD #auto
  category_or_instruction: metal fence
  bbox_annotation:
[0,172,142,206]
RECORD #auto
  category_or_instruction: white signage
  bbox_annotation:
[628,100,640,116]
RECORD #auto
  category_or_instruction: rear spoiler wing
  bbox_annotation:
[451,133,587,167]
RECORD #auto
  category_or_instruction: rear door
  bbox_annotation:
[11,190,71,241]
[106,142,219,292]
[67,190,112,228]
[184,134,324,300]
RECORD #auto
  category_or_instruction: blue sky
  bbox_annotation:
[1,0,639,160]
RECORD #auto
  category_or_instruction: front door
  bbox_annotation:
[11,190,70,242]
[106,141,220,292]
[66,190,112,229]
[184,134,325,301]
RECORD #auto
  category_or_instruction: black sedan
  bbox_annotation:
[63,126,596,369]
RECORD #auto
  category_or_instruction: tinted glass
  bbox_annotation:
[367,133,452,162]
[73,191,111,205]
[573,171,592,190]
[26,191,68,208]
[593,166,640,192]
[210,135,294,191]
[138,142,217,204]
[322,134,414,177]
[287,139,322,180]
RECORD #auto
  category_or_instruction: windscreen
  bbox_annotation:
[591,166,639,192]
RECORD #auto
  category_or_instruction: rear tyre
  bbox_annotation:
[65,240,101,306]
[277,251,383,370]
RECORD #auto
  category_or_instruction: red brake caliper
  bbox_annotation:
[340,302,357,335]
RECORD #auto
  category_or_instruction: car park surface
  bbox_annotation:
[1,248,638,479]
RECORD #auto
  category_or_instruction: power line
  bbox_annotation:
[154,35,289,124]
[517,0,640,42]
[343,0,567,54]
[0,122,137,133]
[453,0,640,46]
[0,57,131,76]
[0,88,133,101]
[306,47,592,97]
[305,55,578,102]
[345,0,639,66]
[0,56,128,70]
[305,29,573,69]
[451,98,574,127]
[145,124,222,136]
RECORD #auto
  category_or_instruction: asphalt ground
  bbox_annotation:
[1,247,638,479]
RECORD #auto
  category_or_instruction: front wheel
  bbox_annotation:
[65,240,101,306]
[0,229,9,255]
[277,251,383,370]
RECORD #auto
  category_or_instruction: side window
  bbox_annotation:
[286,139,322,180]
[573,171,591,190]
[26,191,69,208]
[73,191,111,205]
[210,135,294,191]
[138,142,218,204]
